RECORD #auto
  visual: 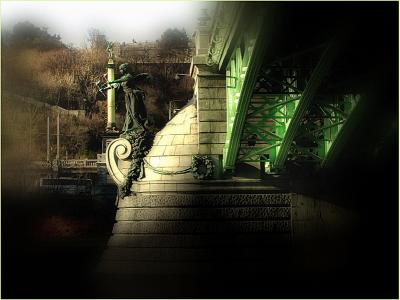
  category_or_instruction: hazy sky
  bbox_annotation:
[1,1,212,47]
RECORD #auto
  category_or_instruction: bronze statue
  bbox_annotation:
[106,42,114,59]
[102,63,152,134]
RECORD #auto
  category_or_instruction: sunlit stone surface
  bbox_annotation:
[142,103,199,182]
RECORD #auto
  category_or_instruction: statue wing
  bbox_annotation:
[133,73,150,82]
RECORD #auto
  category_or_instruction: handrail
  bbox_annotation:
[31,159,98,169]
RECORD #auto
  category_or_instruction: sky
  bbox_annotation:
[1,1,212,47]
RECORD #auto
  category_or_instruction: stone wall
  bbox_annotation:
[120,39,229,192]
[193,65,227,156]
[141,104,198,182]
[133,64,228,188]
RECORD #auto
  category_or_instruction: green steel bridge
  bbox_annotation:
[193,2,394,178]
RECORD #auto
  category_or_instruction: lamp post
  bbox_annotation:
[106,43,116,130]
[47,116,50,161]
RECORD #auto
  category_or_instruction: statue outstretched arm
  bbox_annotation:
[133,73,153,81]
[100,82,120,92]
[109,73,133,84]
[100,85,112,92]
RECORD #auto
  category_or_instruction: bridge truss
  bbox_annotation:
[207,3,362,174]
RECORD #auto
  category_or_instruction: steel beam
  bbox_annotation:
[273,38,340,170]
[223,17,266,171]
[321,95,360,168]
[218,3,245,71]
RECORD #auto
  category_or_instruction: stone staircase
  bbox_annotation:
[98,192,293,277]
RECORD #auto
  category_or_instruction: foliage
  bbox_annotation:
[87,28,108,52]
[1,92,105,163]
[7,21,65,51]
[159,28,190,57]
[2,24,193,160]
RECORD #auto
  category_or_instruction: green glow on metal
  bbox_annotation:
[273,39,340,170]
[320,94,360,167]
[222,17,265,171]
[216,18,358,173]
[239,143,282,162]
[238,90,301,165]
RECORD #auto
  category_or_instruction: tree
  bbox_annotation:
[159,28,190,61]
[159,28,189,51]
[10,21,65,51]
[87,28,108,52]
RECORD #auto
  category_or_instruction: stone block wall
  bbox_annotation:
[193,66,227,156]
[141,104,198,182]
[124,62,228,192]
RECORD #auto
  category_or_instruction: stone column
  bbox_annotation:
[190,9,227,177]
[193,66,226,157]
[107,58,116,130]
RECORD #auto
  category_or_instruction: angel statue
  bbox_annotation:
[101,63,152,134]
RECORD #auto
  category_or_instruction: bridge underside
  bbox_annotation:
[218,3,396,177]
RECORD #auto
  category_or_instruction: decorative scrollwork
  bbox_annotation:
[105,138,132,186]
[206,55,218,67]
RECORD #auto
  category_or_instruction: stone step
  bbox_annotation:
[131,178,289,193]
[97,259,289,275]
[108,233,291,248]
[113,220,290,234]
[102,193,293,277]
[115,207,290,221]
[101,246,289,262]
[118,193,292,208]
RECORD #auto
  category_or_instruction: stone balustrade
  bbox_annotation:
[31,159,99,169]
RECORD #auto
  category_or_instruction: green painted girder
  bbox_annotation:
[222,17,266,171]
[238,92,300,164]
[242,125,283,144]
[286,95,359,165]
[320,95,360,168]
[273,38,341,170]
[248,96,300,118]
[239,142,282,162]
[263,75,303,94]
[239,69,303,166]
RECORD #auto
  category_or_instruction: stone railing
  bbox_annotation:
[60,159,97,168]
[31,161,52,169]
[32,159,99,169]
[97,153,106,163]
